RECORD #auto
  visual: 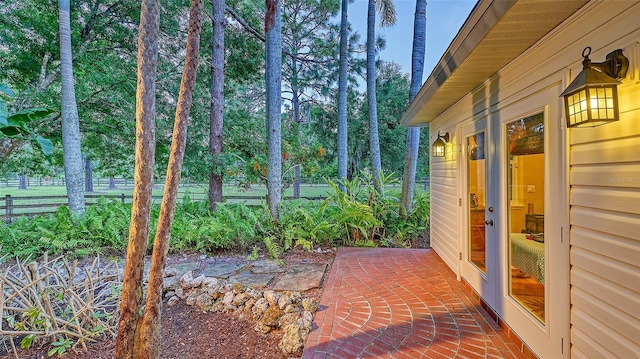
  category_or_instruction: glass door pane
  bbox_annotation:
[467,132,486,273]
[506,113,545,323]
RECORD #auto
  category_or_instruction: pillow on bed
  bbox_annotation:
[524,234,544,243]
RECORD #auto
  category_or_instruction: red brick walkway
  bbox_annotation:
[303,248,526,359]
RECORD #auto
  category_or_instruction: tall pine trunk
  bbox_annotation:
[337,0,349,186]
[115,0,159,356]
[366,0,383,195]
[209,0,225,210]
[400,0,426,213]
[291,61,301,198]
[265,0,282,221]
[59,0,85,216]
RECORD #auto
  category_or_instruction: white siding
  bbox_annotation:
[429,130,459,273]
[569,63,640,358]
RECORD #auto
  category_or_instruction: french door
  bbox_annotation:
[460,83,568,358]
[496,84,569,358]
[460,117,498,308]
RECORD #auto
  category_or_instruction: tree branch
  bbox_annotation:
[221,6,332,65]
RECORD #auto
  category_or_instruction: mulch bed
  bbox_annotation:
[1,248,335,359]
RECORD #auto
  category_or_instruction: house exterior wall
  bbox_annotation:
[567,43,640,359]
[429,130,459,273]
[426,1,640,357]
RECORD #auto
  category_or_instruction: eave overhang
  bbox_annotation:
[400,0,589,127]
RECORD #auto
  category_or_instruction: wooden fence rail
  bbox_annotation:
[1,194,326,223]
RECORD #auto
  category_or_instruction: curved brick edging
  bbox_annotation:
[303,248,527,359]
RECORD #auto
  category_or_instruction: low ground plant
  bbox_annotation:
[0,175,429,261]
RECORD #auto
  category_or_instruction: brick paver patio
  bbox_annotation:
[303,247,527,359]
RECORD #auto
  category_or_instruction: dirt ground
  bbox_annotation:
[0,248,335,359]
[1,234,429,359]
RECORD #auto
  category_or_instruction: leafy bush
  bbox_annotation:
[159,200,270,252]
[0,198,130,259]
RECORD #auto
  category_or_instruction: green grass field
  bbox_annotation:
[1,181,427,218]
[0,183,334,217]
[0,183,333,198]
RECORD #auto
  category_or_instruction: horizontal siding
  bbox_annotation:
[570,102,640,146]
[569,38,640,356]
[571,207,640,242]
[571,307,640,358]
[570,316,618,359]
[571,268,640,321]
[571,163,640,189]
[571,136,640,165]
[571,227,640,268]
[569,346,591,359]
[570,187,640,215]
[571,246,640,297]
[429,130,459,274]
[571,287,640,345]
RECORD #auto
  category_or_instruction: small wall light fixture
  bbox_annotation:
[560,46,629,128]
[432,131,449,157]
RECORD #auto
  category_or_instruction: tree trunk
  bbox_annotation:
[59,0,85,216]
[366,0,383,195]
[400,0,426,213]
[337,0,349,186]
[293,165,300,198]
[265,0,282,221]
[114,0,159,357]
[136,1,203,357]
[18,174,27,190]
[208,0,226,211]
[85,158,94,192]
[291,69,300,199]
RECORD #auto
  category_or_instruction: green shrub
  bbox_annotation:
[0,179,430,260]
[0,198,130,259]
[161,201,270,252]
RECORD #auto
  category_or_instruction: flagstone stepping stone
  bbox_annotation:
[168,262,201,277]
[201,261,247,278]
[250,259,286,274]
[272,263,327,291]
[228,271,275,289]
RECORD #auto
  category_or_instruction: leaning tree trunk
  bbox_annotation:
[366,0,383,195]
[400,0,426,214]
[114,0,159,357]
[136,1,203,357]
[59,0,85,216]
[337,0,349,186]
[265,0,282,221]
[208,0,225,211]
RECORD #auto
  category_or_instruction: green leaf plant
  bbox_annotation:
[0,84,53,156]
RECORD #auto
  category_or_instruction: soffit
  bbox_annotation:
[401,0,589,126]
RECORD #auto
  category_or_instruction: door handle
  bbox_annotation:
[485,219,494,226]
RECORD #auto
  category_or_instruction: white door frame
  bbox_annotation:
[494,82,570,358]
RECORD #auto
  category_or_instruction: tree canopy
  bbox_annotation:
[0,0,430,187]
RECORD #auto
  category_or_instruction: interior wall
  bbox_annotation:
[510,153,544,233]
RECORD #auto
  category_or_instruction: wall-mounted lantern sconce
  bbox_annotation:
[432,131,449,157]
[560,46,629,128]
